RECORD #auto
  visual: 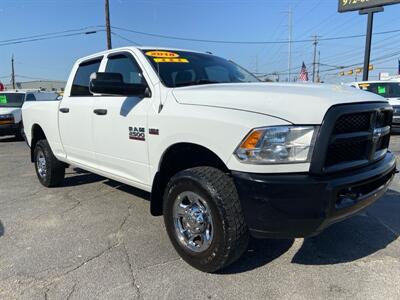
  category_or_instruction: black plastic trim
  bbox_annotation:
[310,102,393,175]
[232,152,397,239]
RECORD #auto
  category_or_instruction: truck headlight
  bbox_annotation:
[235,126,319,164]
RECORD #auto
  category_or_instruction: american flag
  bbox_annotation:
[299,62,309,82]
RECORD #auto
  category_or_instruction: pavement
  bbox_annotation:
[0,135,399,300]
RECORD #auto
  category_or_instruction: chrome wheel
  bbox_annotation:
[173,191,214,253]
[36,150,47,178]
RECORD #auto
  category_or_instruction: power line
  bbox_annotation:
[0,26,102,44]
[111,32,141,46]
[111,25,400,45]
[0,30,104,47]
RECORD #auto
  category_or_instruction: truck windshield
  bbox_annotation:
[0,93,25,108]
[358,82,400,98]
[142,50,260,88]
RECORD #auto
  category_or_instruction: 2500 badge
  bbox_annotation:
[129,127,145,141]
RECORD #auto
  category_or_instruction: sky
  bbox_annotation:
[1,0,400,84]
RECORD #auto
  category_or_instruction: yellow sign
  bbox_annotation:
[358,83,370,90]
[145,51,179,58]
[153,58,189,63]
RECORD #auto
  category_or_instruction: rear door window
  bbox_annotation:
[71,59,102,96]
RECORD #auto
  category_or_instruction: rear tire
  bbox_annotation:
[34,139,65,187]
[163,167,249,273]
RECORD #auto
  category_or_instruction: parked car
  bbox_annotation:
[22,47,397,272]
[0,90,58,139]
[348,81,400,131]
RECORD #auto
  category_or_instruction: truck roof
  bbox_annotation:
[76,46,212,63]
[349,80,400,85]
[1,89,44,94]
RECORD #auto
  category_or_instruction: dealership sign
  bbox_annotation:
[339,0,400,12]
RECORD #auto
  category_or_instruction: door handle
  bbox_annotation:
[59,108,69,113]
[93,109,108,115]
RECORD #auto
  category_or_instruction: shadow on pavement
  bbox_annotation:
[292,189,399,265]
[103,179,151,201]
[61,168,105,187]
[219,238,294,274]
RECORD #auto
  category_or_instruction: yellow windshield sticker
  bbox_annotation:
[358,83,370,90]
[146,51,180,58]
[153,58,189,63]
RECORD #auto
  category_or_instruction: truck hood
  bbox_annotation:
[0,107,21,116]
[172,83,387,124]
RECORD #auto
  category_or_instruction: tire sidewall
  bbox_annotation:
[164,174,228,271]
[34,141,51,187]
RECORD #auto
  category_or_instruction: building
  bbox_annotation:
[4,80,66,92]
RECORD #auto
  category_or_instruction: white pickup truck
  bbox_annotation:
[0,90,58,139]
[348,81,400,131]
[22,47,397,272]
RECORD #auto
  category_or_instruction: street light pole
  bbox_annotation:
[105,0,112,49]
[360,6,383,81]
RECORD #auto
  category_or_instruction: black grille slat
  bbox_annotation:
[333,113,370,134]
[326,140,368,167]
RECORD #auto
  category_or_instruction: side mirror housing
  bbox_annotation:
[89,72,150,97]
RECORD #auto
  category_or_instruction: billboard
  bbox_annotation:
[338,0,400,12]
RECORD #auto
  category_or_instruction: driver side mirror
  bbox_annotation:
[89,72,151,97]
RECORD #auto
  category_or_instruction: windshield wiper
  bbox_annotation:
[175,79,222,87]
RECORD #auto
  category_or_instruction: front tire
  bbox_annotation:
[34,139,65,187]
[163,167,249,273]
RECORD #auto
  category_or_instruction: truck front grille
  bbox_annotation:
[310,103,393,175]
[333,113,370,134]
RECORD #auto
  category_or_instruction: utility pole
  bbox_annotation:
[105,0,112,49]
[312,35,319,83]
[316,50,320,83]
[287,6,292,82]
[11,55,16,90]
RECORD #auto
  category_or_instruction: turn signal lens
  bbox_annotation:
[240,130,263,149]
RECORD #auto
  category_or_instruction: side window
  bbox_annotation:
[25,93,36,101]
[105,54,145,84]
[204,65,230,82]
[71,59,102,96]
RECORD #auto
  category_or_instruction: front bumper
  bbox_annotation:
[392,115,400,127]
[0,123,19,136]
[232,152,397,239]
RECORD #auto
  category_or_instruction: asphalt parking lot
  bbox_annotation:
[0,136,399,300]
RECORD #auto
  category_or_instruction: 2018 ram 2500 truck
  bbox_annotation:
[22,47,397,272]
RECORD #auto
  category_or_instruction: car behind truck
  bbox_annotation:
[22,47,397,272]
[0,90,58,139]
